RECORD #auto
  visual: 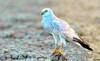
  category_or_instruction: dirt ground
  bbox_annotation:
[0,0,100,61]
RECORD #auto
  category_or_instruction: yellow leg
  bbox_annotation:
[54,43,56,51]
[50,44,57,56]
[60,43,62,51]
[50,43,63,56]
[56,43,62,55]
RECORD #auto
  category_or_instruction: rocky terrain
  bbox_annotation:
[0,0,100,61]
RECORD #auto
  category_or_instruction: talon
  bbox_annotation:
[50,43,63,56]
[56,50,62,55]
[56,43,62,55]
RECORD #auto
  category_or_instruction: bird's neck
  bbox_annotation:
[43,14,56,21]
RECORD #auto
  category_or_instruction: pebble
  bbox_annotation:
[10,51,20,59]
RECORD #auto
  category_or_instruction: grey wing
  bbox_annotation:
[52,19,77,40]
[52,19,93,51]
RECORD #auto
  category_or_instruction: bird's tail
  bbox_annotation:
[73,37,93,51]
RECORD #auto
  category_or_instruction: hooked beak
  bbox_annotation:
[41,12,44,15]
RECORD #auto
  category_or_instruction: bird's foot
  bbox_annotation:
[50,49,62,56]
[50,43,62,56]
[50,49,57,56]
[56,50,62,55]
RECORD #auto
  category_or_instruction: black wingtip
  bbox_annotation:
[73,37,93,51]
[78,40,93,51]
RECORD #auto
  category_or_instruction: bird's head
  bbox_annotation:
[41,8,54,17]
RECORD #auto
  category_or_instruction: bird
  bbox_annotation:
[41,8,93,56]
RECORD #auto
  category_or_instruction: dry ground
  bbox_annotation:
[0,0,100,61]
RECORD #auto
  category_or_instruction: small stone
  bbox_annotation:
[18,54,25,60]
[22,52,28,59]
[50,53,67,61]
[3,49,11,59]
[5,53,11,59]
[0,54,5,60]
[37,58,45,61]
[10,51,19,59]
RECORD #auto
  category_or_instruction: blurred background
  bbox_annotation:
[0,0,100,61]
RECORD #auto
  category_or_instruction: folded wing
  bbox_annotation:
[52,19,93,51]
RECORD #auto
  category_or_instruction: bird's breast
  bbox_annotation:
[42,21,53,33]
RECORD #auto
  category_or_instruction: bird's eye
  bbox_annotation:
[45,10,48,12]
[41,10,48,15]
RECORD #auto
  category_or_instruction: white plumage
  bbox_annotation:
[41,8,93,55]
